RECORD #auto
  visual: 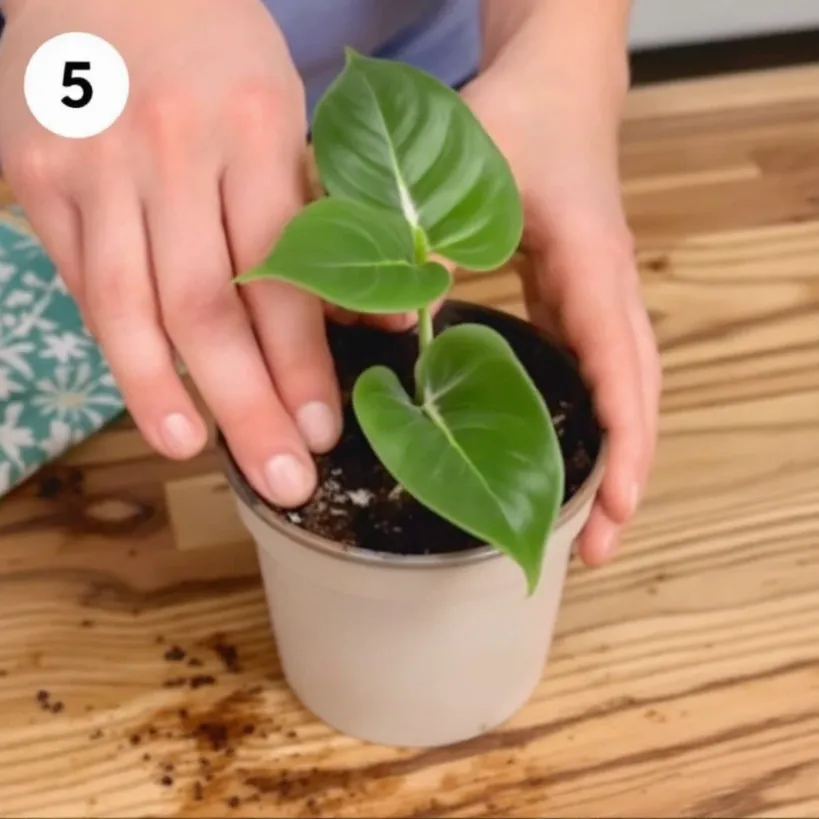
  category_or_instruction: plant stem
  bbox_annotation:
[412,225,434,404]
[411,224,427,266]
[418,306,434,353]
[414,307,433,404]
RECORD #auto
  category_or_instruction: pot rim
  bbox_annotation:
[219,301,608,571]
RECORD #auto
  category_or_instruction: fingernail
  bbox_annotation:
[160,413,202,458]
[296,401,340,453]
[264,454,313,507]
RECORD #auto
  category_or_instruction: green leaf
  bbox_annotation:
[235,198,451,313]
[353,324,564,592]
[312,50,523,271]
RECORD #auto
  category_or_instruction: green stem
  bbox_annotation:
[412,225,434,403]
[411,224,427,266]
[414,306,433,404]
[418,306,434,352]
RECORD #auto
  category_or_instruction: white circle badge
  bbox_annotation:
[24,32,130,139]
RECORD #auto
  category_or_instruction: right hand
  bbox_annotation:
[0,0,342,508]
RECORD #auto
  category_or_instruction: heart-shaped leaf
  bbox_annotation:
[236,197,451,313]
[312,50,523,271]
[353,324,564,591]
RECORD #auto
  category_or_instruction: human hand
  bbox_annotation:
[461,62,661,566]
[0,0,340,508]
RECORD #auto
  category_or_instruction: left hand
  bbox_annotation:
[460,63,662,566]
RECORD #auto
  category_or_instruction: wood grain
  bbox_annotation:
[1,63,819,818]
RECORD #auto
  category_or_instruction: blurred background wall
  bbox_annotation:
[629,0,819,48]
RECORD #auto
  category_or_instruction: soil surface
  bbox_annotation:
[270,302,602,556]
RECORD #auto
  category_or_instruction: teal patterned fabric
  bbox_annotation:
[0,210,124,497]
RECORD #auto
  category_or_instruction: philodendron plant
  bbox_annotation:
[237,50,565,592]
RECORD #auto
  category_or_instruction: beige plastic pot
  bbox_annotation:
[220,437,604,749]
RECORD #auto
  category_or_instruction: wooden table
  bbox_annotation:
[1,63,819,819]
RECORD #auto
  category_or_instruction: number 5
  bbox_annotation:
[62,61,93,109]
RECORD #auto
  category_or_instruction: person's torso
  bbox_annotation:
[262,0,481,114]
[0,2,481,114]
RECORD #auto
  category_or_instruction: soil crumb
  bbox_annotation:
[163,645,186,662]
[210,638,241,673]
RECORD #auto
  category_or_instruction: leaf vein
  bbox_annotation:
[356,68,422,230]
[421,399,515,540]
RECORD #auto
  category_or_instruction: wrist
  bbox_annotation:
[475,49,628,158]
[466,8,629,205]
[480,0,630,118]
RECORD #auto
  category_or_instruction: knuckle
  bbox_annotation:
[4,141,62,193]
[132,86,198,153]
[86,128,128,166]
[86,269,152,327]
[163,280,235,332]
[228,80,291,131]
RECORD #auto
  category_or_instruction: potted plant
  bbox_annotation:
[219,49,604,748]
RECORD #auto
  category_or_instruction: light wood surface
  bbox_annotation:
[2,63,819,819]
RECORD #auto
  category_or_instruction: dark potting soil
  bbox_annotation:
[270,301,602,556]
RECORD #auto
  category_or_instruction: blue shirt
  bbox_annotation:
[0,2,481,115]
[263,0,481,115]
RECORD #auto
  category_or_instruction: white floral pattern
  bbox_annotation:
[0,217,124,497]
[33,362,122,426]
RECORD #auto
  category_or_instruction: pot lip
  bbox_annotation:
[219,300,608,570]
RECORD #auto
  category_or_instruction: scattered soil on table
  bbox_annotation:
[157,636,240,688]
[82,678,409,813]
[128,685,278,811]
[259,302,602,556]
[163,645,186,662]
[207,635,242,674]
[34,689,64,714]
